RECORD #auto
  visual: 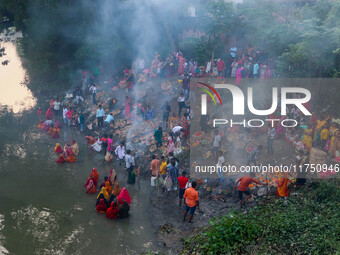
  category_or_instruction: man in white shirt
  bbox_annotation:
[62,106,68,124]
[125,149,135,171]
[104,113,114,131]
[53,98,61,117]
[172,126,184,137]
[89,83,97,104]
[212,129,221,160]
[115,142,126,166]
[178,93,189,117]
[217,150,225,182]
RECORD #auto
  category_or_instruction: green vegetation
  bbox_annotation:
[183,180,340,255]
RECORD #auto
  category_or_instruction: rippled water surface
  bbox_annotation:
[0,42,159,255]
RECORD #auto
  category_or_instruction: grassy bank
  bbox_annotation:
[182,180,340,255]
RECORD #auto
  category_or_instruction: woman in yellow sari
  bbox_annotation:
[302,124,313,152]
[313,116,329,142]
[97,187,109,201]
[329,124,339,153]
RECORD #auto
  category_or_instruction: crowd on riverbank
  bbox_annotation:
[34,45,339,225]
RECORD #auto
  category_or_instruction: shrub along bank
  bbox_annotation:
[183,180,340,255]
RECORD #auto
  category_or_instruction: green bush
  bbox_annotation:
[183,180,340,255]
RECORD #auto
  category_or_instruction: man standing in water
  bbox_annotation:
[183,181,199,223]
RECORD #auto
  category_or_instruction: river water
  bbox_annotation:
[0,42,162,254]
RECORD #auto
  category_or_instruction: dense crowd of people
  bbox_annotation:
[34,43,338,221]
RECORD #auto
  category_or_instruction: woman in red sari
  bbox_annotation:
[124,96,131,119]
[106,202,119,219]
[46,107,53,120]
[65,144,76,163]
[86,180,97,194]
[178,55,186,75]
[54,143,63,154]
[85,174,97,187]
[56,154,66,164]
[96,198,108,213]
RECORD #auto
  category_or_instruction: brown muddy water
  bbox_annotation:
[0,41,169,255]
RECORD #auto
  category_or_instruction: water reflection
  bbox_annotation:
[0,40,36,113]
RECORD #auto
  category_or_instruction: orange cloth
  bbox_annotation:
[47,127,53,135]
[52,127,60,139]
[92,168,99,184]
[112,183,121,197]
[37,120,44,129]
[105,181,112,194]
[184,187,199,207]
[276,174,289,198]
[66,155,76,163]
[237,175,260,191]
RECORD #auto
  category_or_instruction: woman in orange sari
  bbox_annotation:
[112,183,121,197]
[105,181,112,194]
[52,126,60,139]
[92,168,99,185]
[276,172,289,198]
[37,120,44,129]
[47,127,53,135]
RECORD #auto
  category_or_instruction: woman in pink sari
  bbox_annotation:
[235,67,243,85]
[178,55,186,75]
[124,96,131,119]
[265,65,271,80]
[117,188,132,204]
[276,115,286,139]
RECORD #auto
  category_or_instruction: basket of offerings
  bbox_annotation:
[161,81,172,95]
[193,131,205,139]
[200,134,213,145]
[119,80,128,88]
[135,89,146,99]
